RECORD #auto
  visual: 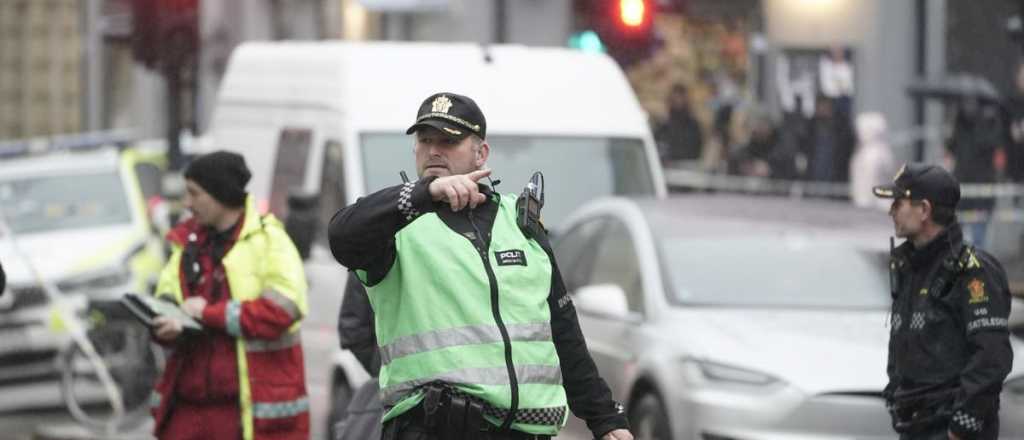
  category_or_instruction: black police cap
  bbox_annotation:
[872,162,960,207]
[405,92,486,140]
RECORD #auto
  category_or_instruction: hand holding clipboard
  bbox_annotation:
[120,293,204,337]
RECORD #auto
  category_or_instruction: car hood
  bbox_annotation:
[0,225,141,286]
[663,308,893,394]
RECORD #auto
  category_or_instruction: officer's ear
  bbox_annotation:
[475,139,490,167]
[920,199,935,222]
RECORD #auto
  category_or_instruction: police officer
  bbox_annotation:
[328,92,633,440]
[873,163,1013,440]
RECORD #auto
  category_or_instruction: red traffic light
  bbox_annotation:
[619,0,648,28]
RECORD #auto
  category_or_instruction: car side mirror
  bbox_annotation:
[573,283,639,322]
[284,188,319,260]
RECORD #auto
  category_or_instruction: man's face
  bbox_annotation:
[414,127,485,178]
[183,179,229,227]
[889,198,926,238]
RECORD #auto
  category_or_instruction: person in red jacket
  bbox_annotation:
[150,151,310,440]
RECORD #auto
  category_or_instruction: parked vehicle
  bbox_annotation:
[0,138,168,414]
[208,40,667,437]
[552,195,1024,439]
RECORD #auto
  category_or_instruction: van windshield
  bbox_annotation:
[361,134,655,228]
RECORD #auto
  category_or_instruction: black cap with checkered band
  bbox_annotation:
[405,92,487,140]
[873,162,961,208]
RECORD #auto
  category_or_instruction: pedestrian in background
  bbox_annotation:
[328,92,633,440]
[804,94,856,184]
[947,97,1001,248]
[873,163,1012,440]
[850,112,896,210]
[150,151,310,440]
[1003,63,1024,184]
[655,84,704,164]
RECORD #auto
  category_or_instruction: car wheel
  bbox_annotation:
[327,375,353,440]
[629,392,672,440]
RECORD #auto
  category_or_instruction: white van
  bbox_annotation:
[209,40,666,438]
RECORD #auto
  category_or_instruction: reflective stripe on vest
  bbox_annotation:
[150,391,162,409]
[252,396,309,419]
[246,331,301,352]
[261,290,301,320]
[381,364,563,406]
[380,322,551,366]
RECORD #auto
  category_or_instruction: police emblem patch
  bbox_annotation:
[893,164,906,182]
[967,278,988,304]
[431,95,453,114]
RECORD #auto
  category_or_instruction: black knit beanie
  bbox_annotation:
[184,151,251,208]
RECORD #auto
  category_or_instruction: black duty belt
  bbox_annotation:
[386,384,552,440]
[888,388,957,434]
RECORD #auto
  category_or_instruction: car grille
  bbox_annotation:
[0,286,48,313]
[0,350,59,385]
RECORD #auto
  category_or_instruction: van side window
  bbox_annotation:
[270,128,313,219]
[318,140,345,243]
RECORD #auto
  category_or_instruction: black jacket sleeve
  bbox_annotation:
[338,272,380,377]
[949,255,1014,439]
[536,233,629,438]
[327,177,436,284]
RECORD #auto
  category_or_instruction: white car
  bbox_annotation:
[553,195,1024,440]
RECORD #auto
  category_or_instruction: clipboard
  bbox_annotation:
[120,293,204,332]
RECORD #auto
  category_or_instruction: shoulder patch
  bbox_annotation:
[967,278,989,304]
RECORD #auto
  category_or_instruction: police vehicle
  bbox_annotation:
[0,132,168,410]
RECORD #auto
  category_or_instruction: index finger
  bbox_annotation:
[466,168,492,182]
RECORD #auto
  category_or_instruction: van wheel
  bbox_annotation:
[629,392,672,440]
[327,375,353,440]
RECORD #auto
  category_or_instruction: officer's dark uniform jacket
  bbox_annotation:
[327,176,629,439]
[885,224,1013,439]
[338,272,380,377]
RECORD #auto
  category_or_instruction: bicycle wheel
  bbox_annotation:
[58,318,164,430]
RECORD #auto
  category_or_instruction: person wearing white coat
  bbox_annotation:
[850,112,896,210]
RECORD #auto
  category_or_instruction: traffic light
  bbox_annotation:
[130,0,199,171]
[130,0,199,71]
[572,0,657,66]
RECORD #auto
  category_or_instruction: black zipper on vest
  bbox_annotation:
[467,207,519,430]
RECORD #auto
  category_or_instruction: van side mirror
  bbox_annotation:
[284,188,319,260]
[573,283,640,322]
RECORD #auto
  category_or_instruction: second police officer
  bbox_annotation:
[873,163,1013,440]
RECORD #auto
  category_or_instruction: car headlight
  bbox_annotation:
[684,358,781,386]
[57,267,132,294]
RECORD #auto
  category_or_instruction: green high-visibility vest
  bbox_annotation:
[361,193,568,435]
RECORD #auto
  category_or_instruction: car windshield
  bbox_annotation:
[0,172,133,234]
[361,133,655,227]
[660,236,891,309]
